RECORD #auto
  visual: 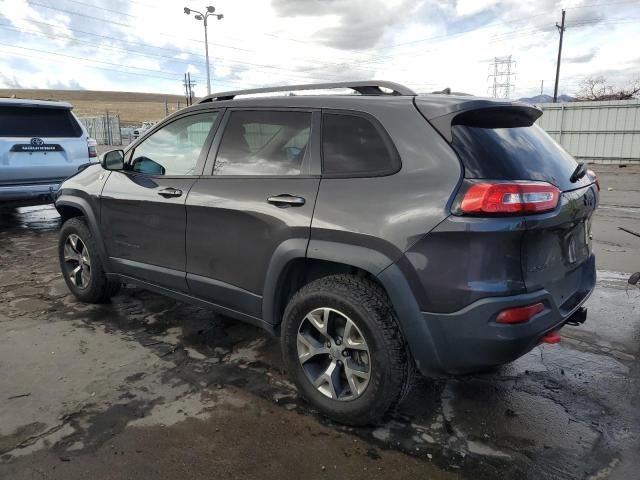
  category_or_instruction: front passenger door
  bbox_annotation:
[101,111,220,291]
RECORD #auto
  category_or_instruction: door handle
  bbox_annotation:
[157,187,183,198]
[267,194,306,207]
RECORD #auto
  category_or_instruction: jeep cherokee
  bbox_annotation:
[55,81,598,425]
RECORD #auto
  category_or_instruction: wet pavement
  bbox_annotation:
[0,165,638,479]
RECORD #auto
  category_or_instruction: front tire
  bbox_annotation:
[58,217,120,303]
[281,274,413,426]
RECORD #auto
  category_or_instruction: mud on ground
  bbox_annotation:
[0,165,638,479]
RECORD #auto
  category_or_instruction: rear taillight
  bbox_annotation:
[586,169,600,191]
[496,302,544,324]
[456,181,560,215]
[87,137,98,159]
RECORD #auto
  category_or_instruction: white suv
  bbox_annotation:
[132,121,155,139]
[0,98,97,208]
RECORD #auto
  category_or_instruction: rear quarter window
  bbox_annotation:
[322,112,400,177]
[0,107,83,137]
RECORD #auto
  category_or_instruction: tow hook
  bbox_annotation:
[565,307,587,326]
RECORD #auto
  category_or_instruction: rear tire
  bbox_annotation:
[58,217,120,303]
[281,274,413,426]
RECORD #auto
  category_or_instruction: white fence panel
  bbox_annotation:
[536,99,640,164]
[78,114,122,145]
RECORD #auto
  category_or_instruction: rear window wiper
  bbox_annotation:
[570,162,587,183]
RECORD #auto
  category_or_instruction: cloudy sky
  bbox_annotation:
[0,0,638,99]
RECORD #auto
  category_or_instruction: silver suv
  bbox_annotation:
[0,98,97,208]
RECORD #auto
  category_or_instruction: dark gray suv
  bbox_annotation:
[55,81,598,425]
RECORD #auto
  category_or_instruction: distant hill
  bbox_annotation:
[0,89,188,125]
[518,94,574,104]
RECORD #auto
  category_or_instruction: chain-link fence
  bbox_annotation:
[78,113,122,145]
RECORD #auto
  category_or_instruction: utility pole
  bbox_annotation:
[553,9,566,103]
[187,72,195,104]
[487,55,516,99]
[182,73,197,106]
[203,16,211,95]
[183,73,190,105]
[184,5,224,95]
[540,80,544,96]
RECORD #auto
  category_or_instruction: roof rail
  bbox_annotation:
[431,87,472,96]
[197,80,416,103]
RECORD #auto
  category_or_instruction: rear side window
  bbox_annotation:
[0,107,82,137]
[214,110,311,175]
[322,113,399,177]
[451,122,580,191]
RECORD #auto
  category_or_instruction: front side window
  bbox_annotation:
[214,110,311,175]
[130,112,218,176]
[322,113,399,176]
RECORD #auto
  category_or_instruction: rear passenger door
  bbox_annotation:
[185,109,320,319]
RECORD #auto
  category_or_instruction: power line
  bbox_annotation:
[563,0,640,9]
[26,1,252,52]
[0,22,353,84]
[1,50,188,83]
[19,4,382,77]
[0,42,201,79]
[20,0,564,75]
[65,0,322,47]
[1,47,250,91]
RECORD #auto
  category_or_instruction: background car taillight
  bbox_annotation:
[87,137,98,160]
[454,181,560,215]
[586,169,600,191]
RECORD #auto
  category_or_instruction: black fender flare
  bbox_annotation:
[262,238,443,374]
[261,238,309,326]
[56,197,110,272]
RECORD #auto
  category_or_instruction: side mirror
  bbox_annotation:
[131,156,166,176]
[102,149,125,171]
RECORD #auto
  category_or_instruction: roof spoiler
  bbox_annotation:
[415,98,542,142]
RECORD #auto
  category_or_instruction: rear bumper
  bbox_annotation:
[0,182,62,206]
[419,254,596,374]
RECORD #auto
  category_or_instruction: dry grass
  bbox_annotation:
[0,89,188,126]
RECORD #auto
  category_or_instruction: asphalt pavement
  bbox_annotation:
[0,164,638,479]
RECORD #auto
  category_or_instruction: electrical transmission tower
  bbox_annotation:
[488,55,516,98]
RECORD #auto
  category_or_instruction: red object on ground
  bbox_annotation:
[540,331,561,344]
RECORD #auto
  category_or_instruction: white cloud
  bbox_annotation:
[0,0,638,99]
[456,0,499,17]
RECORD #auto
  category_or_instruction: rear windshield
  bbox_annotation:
[0,107,83,137]
[451,123,584,191]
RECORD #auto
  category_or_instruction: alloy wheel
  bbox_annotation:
[63,234,91,289]
[297,307,371,401]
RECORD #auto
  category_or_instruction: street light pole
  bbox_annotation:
[203,15,211,95]
[184,5,224,96]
